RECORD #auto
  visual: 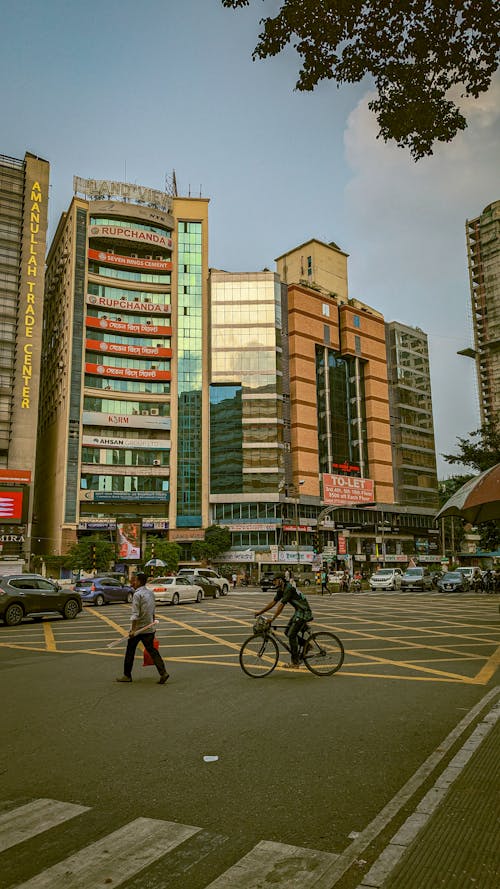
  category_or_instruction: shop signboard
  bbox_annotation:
[116,522,141,560]
[86,339,171,358]
[81,490,169,502]
[88,224,172,249]
[337,535,347,555]
[0,470,31,485]
[0,489,26,524]
[221,523,279,532]
[82,411,171,430]
[86,317,171,335]
[82,434,169,450]
[216,551,255,563]
[87,294,170,315]
[322,474,375,506]
[85,363,170,381]
[88,248,171,272]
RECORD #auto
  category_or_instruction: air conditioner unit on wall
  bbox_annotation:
[150,408,159,416]
[153,460,160,466]
[141,410,150,416]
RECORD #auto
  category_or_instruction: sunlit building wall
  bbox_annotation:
[0,151,49,565]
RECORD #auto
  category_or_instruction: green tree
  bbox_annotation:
[191,525,232,563]
[441,417,500,473]
[222,1,500,160]
[441,419,500,551]
[143,538,182,574]
[63,536,115,574]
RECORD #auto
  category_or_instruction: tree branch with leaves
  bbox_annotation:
[222,0,500,159]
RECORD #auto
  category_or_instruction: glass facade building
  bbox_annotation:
[210,271,285,495]
[176,221,203,526]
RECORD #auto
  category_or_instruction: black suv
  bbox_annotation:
[260,572,279,591]
[0,574,82,626]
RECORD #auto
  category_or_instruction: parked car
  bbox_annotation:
[146,575,204,605]
[0,574,82,626]
[369,568,403,591]
[186,574,221,598]
[73,576,134,606]
[400,567,434,591]
[436,571,470,593]
[177,568,230,595]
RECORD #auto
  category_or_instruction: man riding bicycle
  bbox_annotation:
[255,575,313,668]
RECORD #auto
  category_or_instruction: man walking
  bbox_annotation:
[116,572,169,684]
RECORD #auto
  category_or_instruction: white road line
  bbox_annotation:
[205,840,338,888]
[0,799,90,853]
[13,817,200,889]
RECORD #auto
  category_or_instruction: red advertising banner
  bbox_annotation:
[0,489,24,522]
[86,339,171,358]
[86,317,171,336]
[88,248,171,271]
[0,469,31,485]
[85,363,171,381]
[337,535,347,555]
[322,474,375,506]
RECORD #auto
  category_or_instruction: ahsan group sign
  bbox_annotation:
[322,474,375,506]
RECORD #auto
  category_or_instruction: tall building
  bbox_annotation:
[465,200,500,425]
[385,321,439,508]
[0,151,50,566]
[34,177,209,555]
[276,239,394,503]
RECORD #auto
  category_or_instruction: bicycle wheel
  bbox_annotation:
[303,631,344,676]
[239,634,279,678]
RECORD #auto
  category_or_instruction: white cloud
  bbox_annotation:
[342,74,500,476]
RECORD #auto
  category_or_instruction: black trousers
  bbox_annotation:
[285,616,308,664]
[123,633,166,677]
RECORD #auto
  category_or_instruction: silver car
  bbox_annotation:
[146,576,203,605]
[369,568,403,591]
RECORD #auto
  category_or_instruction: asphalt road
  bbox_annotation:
[1,590,499,889]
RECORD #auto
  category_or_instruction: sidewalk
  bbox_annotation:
[355,690,500,889]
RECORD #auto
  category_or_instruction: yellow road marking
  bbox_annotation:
[86,607,129,637]
[155,612,244,653]
[471,643,500,685]
[43,622,56,651]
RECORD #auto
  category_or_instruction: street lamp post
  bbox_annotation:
[294,480,305,563]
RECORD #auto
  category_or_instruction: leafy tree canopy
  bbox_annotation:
[63,536,114,573]
[222,1,500,159]
[442,417,500,473]
[143,538,182,574]
[191,525,232,563]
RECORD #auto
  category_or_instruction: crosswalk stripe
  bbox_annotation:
[0,799,90,853]
[204,840,339,888]
[13,817,200,889]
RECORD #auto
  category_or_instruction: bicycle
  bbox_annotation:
[239,616,345,678]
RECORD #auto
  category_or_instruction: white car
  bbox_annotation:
[146,576,203,605]
[369,568,403,591]
[177,568,230,595]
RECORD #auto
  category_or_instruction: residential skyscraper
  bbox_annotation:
[465,200,500,425]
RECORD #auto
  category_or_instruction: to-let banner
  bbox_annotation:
[322,474,375,506]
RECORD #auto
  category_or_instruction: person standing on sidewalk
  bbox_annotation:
[116,572,168,684]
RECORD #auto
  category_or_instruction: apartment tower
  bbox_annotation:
[465,200,500,425]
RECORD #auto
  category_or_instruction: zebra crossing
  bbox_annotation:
[0,798,339,889]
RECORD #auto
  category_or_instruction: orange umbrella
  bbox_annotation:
[435,463,500,524]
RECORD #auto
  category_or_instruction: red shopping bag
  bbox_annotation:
[143,637,160,666]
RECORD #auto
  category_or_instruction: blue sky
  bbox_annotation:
[2,0,499,476]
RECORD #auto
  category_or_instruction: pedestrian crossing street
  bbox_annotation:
[0,798,339,889]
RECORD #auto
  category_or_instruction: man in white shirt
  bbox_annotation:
[116,572,168,684]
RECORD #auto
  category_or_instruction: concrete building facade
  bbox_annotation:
[0,151,49,567]
[465,200,500,425]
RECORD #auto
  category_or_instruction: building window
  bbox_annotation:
[353,315,360,328]
[307,256,312,276]
[322,303,330,317]
[355,335,361,355]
